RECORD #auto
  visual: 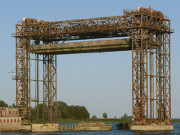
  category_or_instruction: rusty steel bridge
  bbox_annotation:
[14,7,173,125]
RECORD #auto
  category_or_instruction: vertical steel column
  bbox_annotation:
[150,47,155,120]
[156,33,164,123]
[16,24,31,120]
[24,40,31,119]
[43,54,57,122]
[43,55,48,121]
[35,54,39,121]
[144,29,149,123]
[156,34,160,121]
[55,55,57,121]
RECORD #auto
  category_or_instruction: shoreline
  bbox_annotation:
[32,118,180,124]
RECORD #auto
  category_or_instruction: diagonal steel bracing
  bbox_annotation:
[156,20,171,124]
[16,36,31,119]
[43,54,57,122]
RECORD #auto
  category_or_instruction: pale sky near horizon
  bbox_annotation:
[0,0,180,118]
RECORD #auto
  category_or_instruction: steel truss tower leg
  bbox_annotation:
[43,55,57,122]
[156,20,171,124]
[16,36,31,120]
[132,25,171,125]
[132,28,149,124]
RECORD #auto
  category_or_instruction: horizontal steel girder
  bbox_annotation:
[30,39,131,55]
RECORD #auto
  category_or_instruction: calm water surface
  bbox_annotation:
[1,123,180,135]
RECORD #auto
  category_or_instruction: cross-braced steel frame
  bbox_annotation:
[43,54,57,122]
[14,7,173,124]
[16,35,31,119]
[156,21,171,124]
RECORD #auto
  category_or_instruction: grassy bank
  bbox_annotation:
[34,118,180,124]
[57,119,180,124]
[172,120,180,123]
[57,118,132,124]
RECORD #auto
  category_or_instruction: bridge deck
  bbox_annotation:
[30,39,131,55]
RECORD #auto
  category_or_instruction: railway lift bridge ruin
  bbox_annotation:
[14,7,173,125]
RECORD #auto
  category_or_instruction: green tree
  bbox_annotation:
[37,104,44,120]
[8,103,16,108]
[30,101,90,122]
[11,103,16,108]
[31,103,44,121]
[31,107,36,120]
[120,113,132,122]
[67,105,89,119]
[122,113,128,119]
[91,115,97,119]
[57,101,68,119]
[103,112,108,119]
[0,100,8,107]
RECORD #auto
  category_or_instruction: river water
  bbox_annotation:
[0,123,180,135]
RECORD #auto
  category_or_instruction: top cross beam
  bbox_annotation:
[14,7,173,42]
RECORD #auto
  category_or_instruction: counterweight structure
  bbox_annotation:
[14,7,173,124]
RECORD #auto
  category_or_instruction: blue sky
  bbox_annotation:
[0,0,180,118]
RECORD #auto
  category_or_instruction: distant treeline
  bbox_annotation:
[31,101,90,121]
[0,100,132,123]
[0,100,90,121]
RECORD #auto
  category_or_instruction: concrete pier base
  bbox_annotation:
[130,124,174,132]
[32,124,59,133]
[75,122,112,131]
[21,125,31,131]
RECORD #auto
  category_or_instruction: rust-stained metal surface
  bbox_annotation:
[14,8,172,41]
[14,7,173,124]
[30,39,131,54]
